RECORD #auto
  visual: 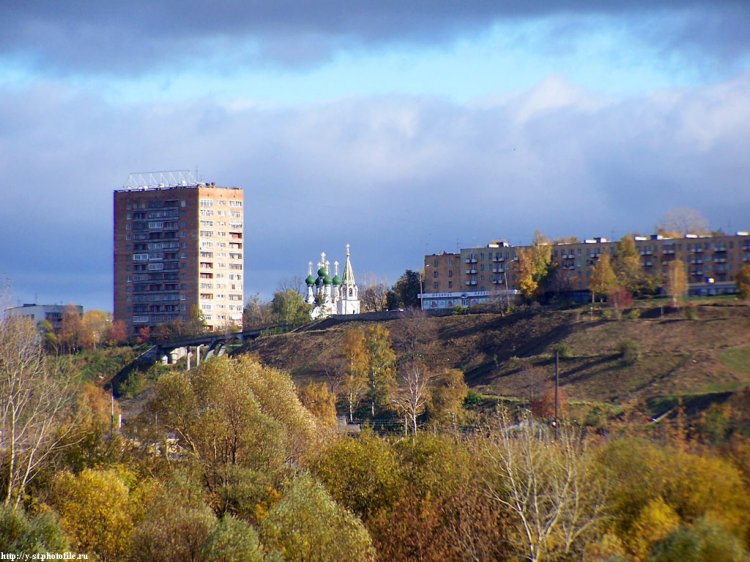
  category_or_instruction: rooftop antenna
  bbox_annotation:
[126,170,197,190]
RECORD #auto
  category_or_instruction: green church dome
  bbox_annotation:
[317,267,328,277]
[323,275,332,285]
[332,275,342,285]
[305,274,315,286]
[315,277,323,287]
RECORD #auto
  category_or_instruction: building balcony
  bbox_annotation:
[492,267,504,273]
[492,279,504,285]
[465,258,477,264]
[714,246,727,252]
[742,244,750,251]
[466,280,477,286]
[662,248,675,255]
[640,250,653,255]
[492,257,505,262]
[713,258,727,264]
[465,269,477,275]
[689,259,703,264]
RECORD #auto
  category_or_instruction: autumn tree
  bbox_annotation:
[364,325,397,417]
[341,329,369,422]
[132,471,217,562]
[392,361,434,434]
[517,231,552,300]
[667,260,688,307]
[613,235,642,293]
[0,317,80,507]
[79,309,111,350]
[148,356,322,510]
[589,252,617,306]
[48,468,139,561]
[484,414,608,561]
[106,319,127,346]
[530,386,569,420]
[359,273,389,312]
[59,305,83,353]
[429,368,468,428]
[299,382,337,426]
[242,293,274,329]
[309,431,403,522]
[735,264,750,300]
[658,208,710,236]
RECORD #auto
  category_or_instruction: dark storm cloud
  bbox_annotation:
[1,74,749,309]
[1,1,748,73]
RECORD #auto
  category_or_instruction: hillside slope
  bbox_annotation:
[239,302,750,404]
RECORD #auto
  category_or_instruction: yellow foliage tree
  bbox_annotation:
[49,468,138,561]
[590,253,618,306]
[300,382,337,426]
[342,328,369,422]
[667,260,688,307]
[517,231,552,300]
[628,496,680,559]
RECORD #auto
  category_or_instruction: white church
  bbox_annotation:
[304,244,360,319]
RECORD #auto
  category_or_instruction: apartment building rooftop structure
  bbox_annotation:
[113,171,245,336]
[421,230,750,310]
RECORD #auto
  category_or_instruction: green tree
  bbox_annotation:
[310,431,403,522]
[590,253,618,306]
[392,270,422,309]
[148,356,322,510]
[0,506,68,554]
[735,264,750,300]
[649,517,749,562]
[517,231,552,300]
[364,325,397,417]
[201,515,265,562]
[132,471,217,562]
[260,472,375,562]
[271,289,311,325]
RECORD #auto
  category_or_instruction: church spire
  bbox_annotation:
[342,243,356,286]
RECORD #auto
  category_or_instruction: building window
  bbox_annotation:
[433,282,439,289]
[448,281,453,288]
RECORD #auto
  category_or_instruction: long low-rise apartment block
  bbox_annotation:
[421,231,750,309]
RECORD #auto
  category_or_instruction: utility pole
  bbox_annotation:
[554,349,559,437]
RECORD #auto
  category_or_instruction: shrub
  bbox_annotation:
[627,308,641,320]
[464,390,483,408]
[550,343,572,359]
[619,339,641,365]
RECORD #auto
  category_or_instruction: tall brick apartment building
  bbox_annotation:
[422,232,750,309]
[114,173,244,335]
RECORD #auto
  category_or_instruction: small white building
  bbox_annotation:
[4,303,83,331]
[305,244,360,318]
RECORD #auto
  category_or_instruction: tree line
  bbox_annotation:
[1,314,750,560]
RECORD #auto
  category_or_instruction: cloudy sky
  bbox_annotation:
[1,1,749,310]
